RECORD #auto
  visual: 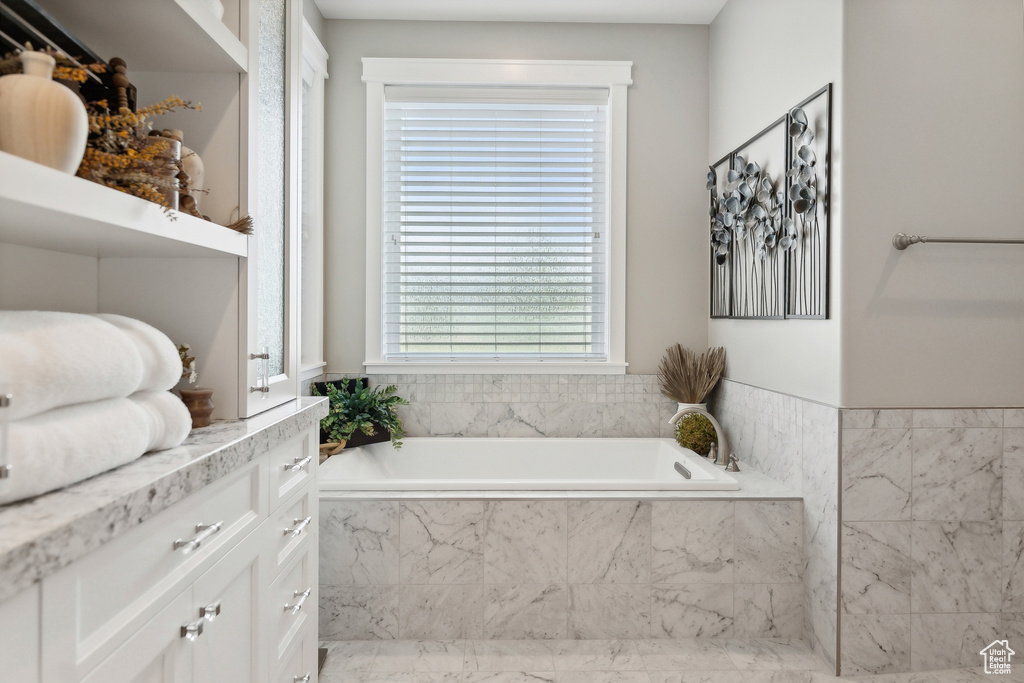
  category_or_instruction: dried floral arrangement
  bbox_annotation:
[178,343,197,384]
[658,344,726,405]
[76,95,199,215]
[3,46,255,233]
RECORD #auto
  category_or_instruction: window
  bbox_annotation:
[299,19,329,381]
[363,59,632,374]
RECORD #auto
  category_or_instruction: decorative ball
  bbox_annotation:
[674,412,717,456]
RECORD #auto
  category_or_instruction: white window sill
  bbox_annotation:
[300,362,327,382]
[363,361,628,375]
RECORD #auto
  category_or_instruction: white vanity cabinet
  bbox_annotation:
[0,584,40,681]
[34,422,319,683]
[0,0,323,676]
[77,530,262,683]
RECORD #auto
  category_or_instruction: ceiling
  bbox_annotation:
[313,0,730,25]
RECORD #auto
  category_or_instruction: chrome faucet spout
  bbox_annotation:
[668,405,730,467]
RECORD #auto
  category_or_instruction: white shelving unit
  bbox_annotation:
[0,151,248,258]
[30,0,248,73]
[0,0,273,420]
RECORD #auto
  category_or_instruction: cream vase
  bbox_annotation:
[181,143,205,208]
[0,51,88,174]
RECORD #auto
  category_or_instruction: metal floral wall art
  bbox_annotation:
[786,86,831,318]
[709,84,832,319]
[710,153,793,317]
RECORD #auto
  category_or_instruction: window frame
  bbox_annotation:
[299,19,329,382]
[362,58,632,374]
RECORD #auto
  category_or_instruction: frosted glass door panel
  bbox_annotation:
[244,0,298,416]
[257,0,286,377]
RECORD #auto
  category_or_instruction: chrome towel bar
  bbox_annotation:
[893,233,1024,250]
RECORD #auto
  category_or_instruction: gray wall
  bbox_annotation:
[840,0,1024,408]
[303,0,327,43]
[708,0,844,406]
[322,20,710,375]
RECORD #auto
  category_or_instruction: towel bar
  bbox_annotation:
[893,233,1024,250]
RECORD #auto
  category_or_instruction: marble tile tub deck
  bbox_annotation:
[318,638,1011,682]
[319,463,807,643]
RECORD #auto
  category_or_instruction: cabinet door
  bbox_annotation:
[273,627,318,683]
[241,0,303,416]
[81,590,192,683]
[0,585,40,682]
[192,526,265,683]
[40,459,264,682]
[267,536,315,674]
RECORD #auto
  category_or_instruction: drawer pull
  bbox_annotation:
[284,587,311,614]
[294,675,311,683]
[283,516,312,538]
[180,619,204,641]
[173,521,224,553]
[0,464,10,479]
[201,601,221,622]
[284,455,313,472]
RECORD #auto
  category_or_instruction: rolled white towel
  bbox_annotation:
[0,397,150,505]
[129,390,192,452]
[0,311,144,422]
[95,314,182,393]
[0,391,192,506]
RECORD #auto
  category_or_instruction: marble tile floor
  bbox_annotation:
[318,638,1019,682]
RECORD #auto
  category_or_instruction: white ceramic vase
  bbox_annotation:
[181,144,205,208]
[0,52,88,174]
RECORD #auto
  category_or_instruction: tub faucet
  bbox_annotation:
[669,405,730,467]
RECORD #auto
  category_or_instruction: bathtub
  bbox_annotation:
[317,437,739,491]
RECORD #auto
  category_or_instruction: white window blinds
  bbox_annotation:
[382,87,609,361]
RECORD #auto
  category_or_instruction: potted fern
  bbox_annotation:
[312,378,408,458]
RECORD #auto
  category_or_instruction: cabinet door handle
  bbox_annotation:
[200,601,221,622]
[173,521,224,553]
[283,455,313,472]
[0,464,10,479]
[283,516,312,538]
[284,587,311,614]
[293,675,311,683]
[180,619,204,641]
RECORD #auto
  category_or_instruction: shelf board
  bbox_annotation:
[37,0,247,73]
[0,152,249,259]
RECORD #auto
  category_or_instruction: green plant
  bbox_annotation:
[674,412,717,456]
[312,379,408,450]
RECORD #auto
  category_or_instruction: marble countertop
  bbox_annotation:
[0,397,328,604]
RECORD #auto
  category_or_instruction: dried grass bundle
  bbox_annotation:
[658,344,726,404]
[225,214,254,235]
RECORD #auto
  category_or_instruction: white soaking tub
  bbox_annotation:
[317,437,739,491]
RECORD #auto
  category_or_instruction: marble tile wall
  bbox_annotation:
[313,373,679,439]
[709,380,840,673]
[319,498,804,641]
[839,408,1024,675]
